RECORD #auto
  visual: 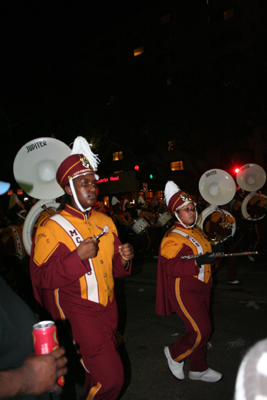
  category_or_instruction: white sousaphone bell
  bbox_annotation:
[236,163,267,221]
[13,137,71,255]
[197,169,237,243]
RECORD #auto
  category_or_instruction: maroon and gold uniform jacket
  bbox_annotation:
[156,221,212,316]
[30,204,131,335]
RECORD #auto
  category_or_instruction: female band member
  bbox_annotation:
[156,181,222,383]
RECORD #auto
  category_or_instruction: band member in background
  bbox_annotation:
[231,190,265,261]
[205,208,240,284]
[30,137,134,400]
[156,181,222,383]
[245,193,267,257]
[111,196,129,243]
[247,194,267,219]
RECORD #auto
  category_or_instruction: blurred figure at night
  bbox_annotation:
[111,196,129,243]
[205,206,239,284]
[234,338,267,400]
[231,189,265,260]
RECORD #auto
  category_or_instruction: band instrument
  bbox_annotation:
[181,251,258,260]
[13,137,71,255]
[236,163,267,221]
[197,168,237,243]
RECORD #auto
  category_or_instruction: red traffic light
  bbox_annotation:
[134,165,139,171]
[234,168,240,173]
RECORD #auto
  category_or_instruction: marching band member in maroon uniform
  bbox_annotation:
[30,137,134,400]
[156,181,222,383]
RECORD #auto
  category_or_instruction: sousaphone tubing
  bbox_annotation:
[197,169,237,243]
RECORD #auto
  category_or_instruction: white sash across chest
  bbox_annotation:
[50,214,99,303]
[172,228,205,282]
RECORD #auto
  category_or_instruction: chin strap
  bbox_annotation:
[175,211,198,229]
[69,179,91,213]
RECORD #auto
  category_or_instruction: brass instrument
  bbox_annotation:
[197,169,237,243]
[236,164,267,221]
[13,137,71,255]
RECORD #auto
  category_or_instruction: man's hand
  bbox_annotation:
[77,237,99,261]
[0,347,68,399]
[119,243,134,267]
[21,347,68,395]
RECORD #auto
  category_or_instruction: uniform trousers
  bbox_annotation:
[215,242,238,282]
[167,276,212,372]
[79,337,124,400]
[59,301,124,400]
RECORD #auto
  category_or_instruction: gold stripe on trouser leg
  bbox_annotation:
[86,382,102,400]
[174,278,201,362]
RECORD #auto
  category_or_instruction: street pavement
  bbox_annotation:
[66,250,267,400]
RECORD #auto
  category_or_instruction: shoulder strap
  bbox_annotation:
[9,226,24,258]
[172,228,205,282]
[50,214,84,248]
[49,214,99,303]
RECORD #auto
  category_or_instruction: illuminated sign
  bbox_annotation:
[98,176,119,183]
[110,176,119,181]
[98,178,109,183]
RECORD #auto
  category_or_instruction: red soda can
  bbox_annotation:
[32,320,65,386]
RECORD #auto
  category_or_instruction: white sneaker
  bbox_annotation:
[164,346,185,380]
[189,368,222,382]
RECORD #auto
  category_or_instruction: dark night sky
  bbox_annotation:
[1,1,114,111]
[1,1,267,198]
[1,0,156,138]
[0,0,159,190]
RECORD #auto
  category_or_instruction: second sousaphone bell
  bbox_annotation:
[236,163,267,221]
[236,163,266,192]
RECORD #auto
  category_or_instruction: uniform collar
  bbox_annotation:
[64,204,92,220]
[173,221,193,231]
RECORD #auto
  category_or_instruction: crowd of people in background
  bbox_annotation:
[1,186,267,304]
[95,187,267,263]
